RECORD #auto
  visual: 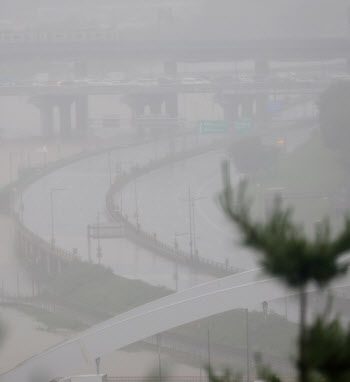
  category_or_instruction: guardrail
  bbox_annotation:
[106,143,243,277]
[7,133,203,279]
[15,214,74,263]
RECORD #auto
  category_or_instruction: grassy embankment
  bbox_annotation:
[15,261,171,332]
[15,259,297,373]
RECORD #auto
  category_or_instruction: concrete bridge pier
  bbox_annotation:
[164,61,178,76]
[128,98,145,119]
[58,98,73,139]
[74,61,88,79]
[75,95,89,137]
[148,97,163,115]
[29,96,55,138]
[241,95,254,118]
[255,59,270,79]
[39,101,55,138]
[165,94,178,118]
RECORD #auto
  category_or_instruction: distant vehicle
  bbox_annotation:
[72,79,89,86]
[181,77,210,85]
[57,375,107,382]
[86,79,112,86]
[57,80,75,86]
[157,76,177,85]
[128,78,157,86]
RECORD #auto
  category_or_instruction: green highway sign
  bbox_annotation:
[234,117,252,135]
[198,120,226,135]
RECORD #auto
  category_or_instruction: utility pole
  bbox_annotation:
[16,272,19,298]
[207,328,211,368]
[96,212,102,265]
[107,151,112,186]
[180,188,205,256]
[95,357,100,375]
[87,225,92,263]
[174,232,189,291]
[188,187,193,256]
[156,333,162,382]
[134,181,139,229]
[120,190,123,215]
[245,309,250,382]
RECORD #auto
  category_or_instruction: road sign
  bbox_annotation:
[198,120,226,134]
[234,117,252,135]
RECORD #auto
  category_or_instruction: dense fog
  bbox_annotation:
[0,1,349,382]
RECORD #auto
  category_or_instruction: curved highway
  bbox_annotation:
[4,123,329,381]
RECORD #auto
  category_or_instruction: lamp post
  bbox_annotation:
[245,308,250,382]
[180,187,206,256]
[96,212,102,265]
[134,181,140,230]
[174,232,189,291]
[50,187,66,249]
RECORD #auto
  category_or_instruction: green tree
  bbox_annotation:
[219,161,350,382]
[303,313,350,382]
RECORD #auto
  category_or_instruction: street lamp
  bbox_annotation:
[174,232,189,292]
[134,181,140,229]
[179,187,206,256]
[96,212,102,265]
[245,308,250,382]
[50,187,66,249]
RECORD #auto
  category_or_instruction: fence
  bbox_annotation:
[106,142,243,278]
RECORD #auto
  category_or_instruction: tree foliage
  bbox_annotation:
[219,161,350,289]
[215,161,350,382]
[304,315,350,382]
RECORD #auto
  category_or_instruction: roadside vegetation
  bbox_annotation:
[39,260,171,320]
[216,160,350,382]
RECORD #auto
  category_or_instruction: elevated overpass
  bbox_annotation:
[0,79,322,138]
[1,268,349,382]
[0,38,350,63]
[0,81,326,97]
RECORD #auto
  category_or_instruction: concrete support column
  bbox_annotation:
[241,96,254,118]
[58,99,72,139]
[255,59,270,79]
[75,95,89,137]
[39,101,55,138]
[165,94,178,118]
[164,61,178,76]
[149,98,163,115]
[74,61,88,79]
[131,99,145,119]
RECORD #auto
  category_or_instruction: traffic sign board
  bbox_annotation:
[234,117,252,135]
[198,120,226,134]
